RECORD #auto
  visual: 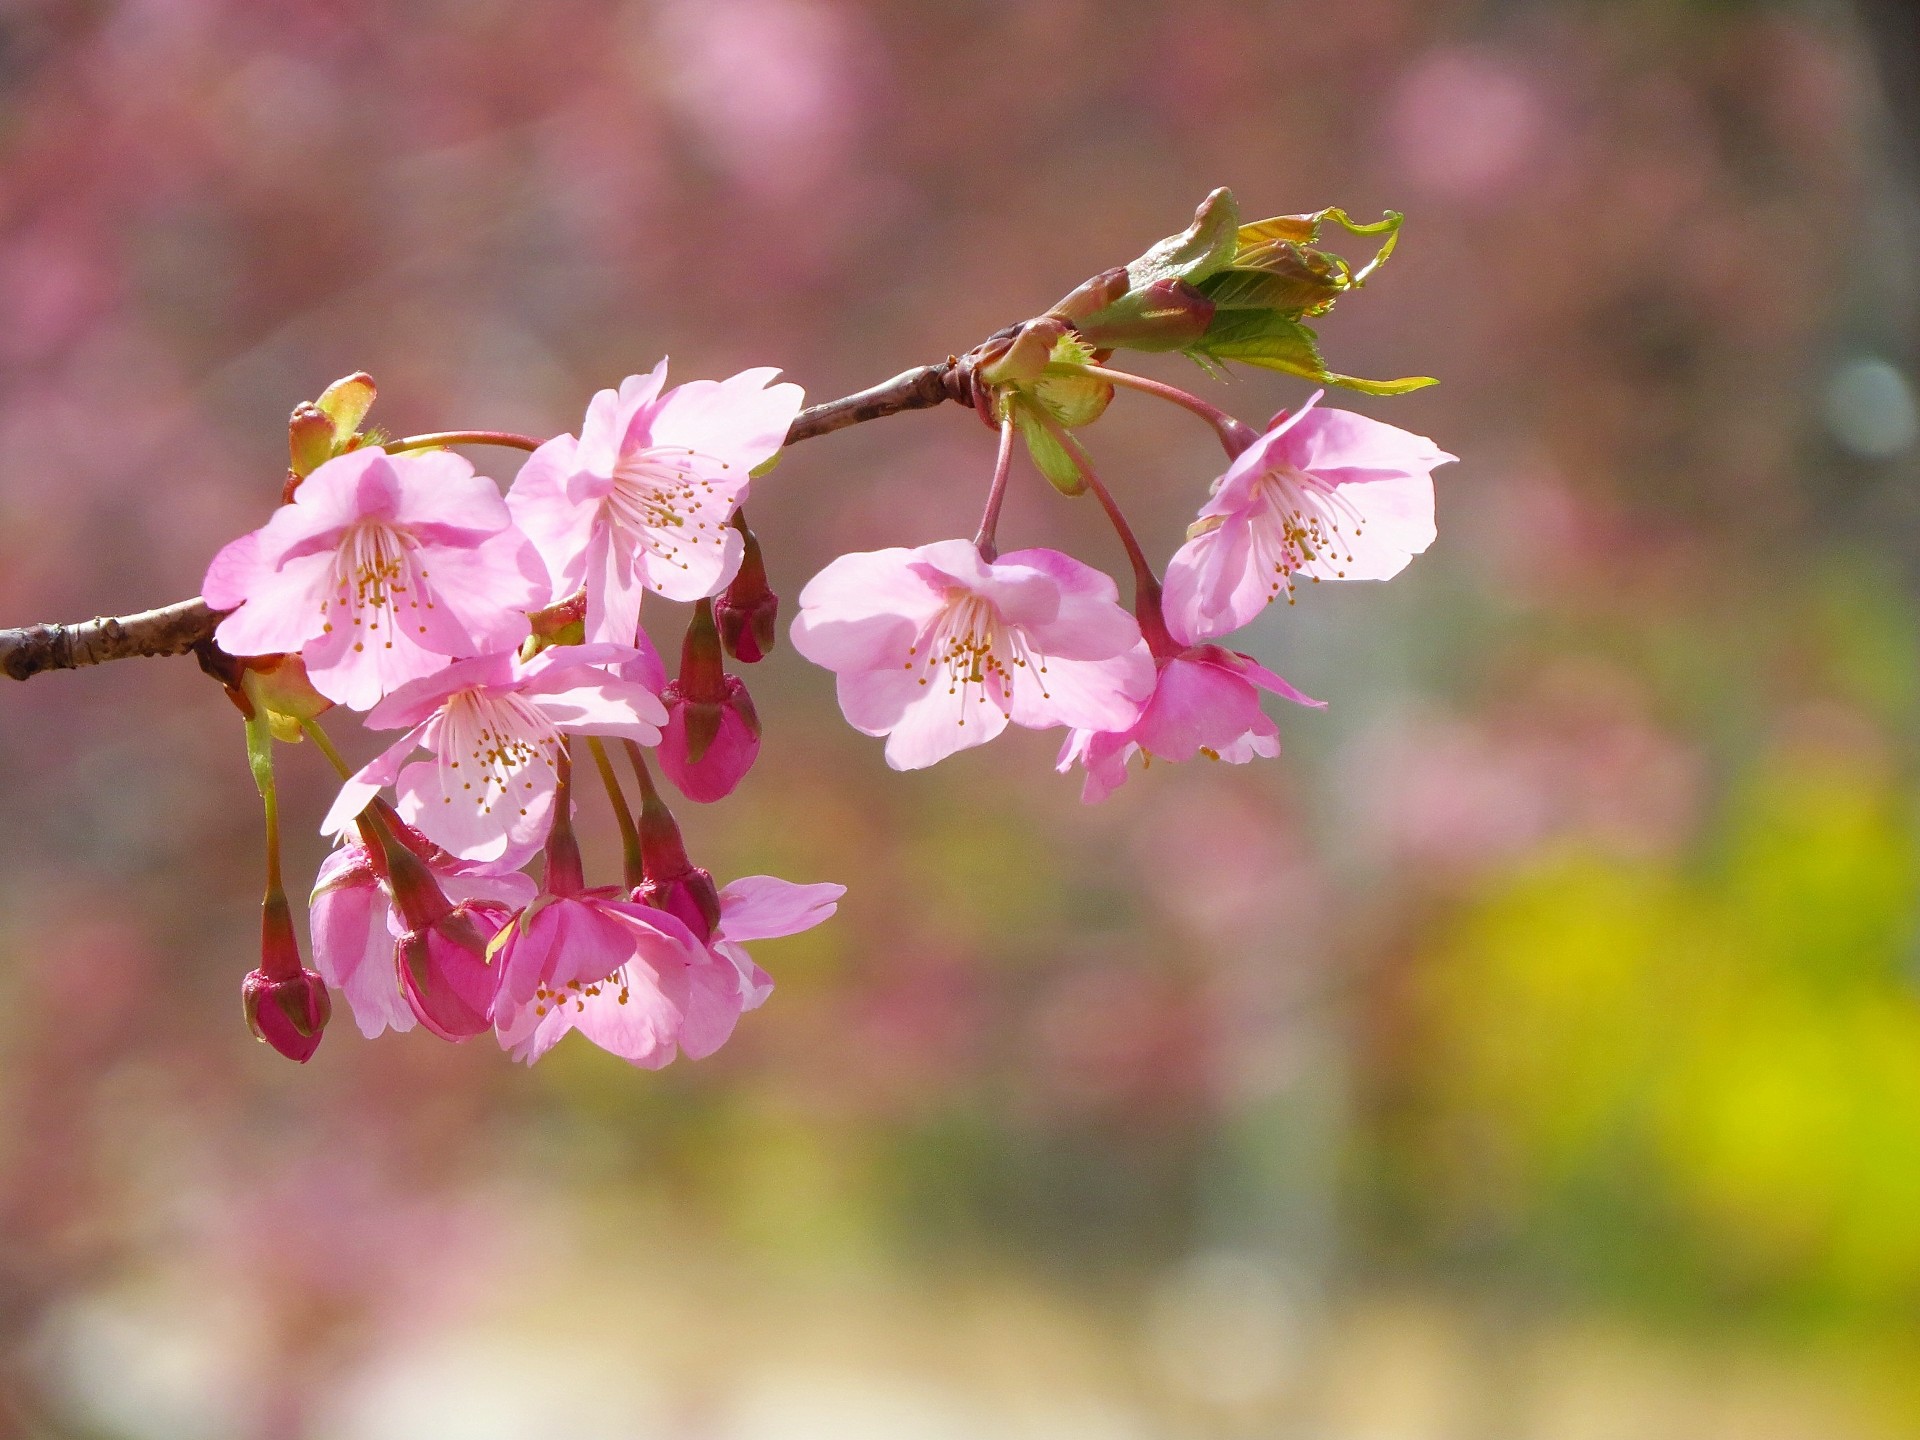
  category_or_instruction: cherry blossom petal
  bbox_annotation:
[716,877,845,941]
[789,549,948,671]
[506,434,598,596]
[644,366,803,467]
[1005,645,1154,733]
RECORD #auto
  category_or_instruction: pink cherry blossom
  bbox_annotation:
[1161,397,1454,644]
[1057,645,1323,803]
[204,447,549,711]
[789,540,1155,770]
[321,644,666,866]
[506,360,804,644]
[495,875,844,1067]
[309,830,537,1039]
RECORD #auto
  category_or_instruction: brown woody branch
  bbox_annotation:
[0,359,966,683]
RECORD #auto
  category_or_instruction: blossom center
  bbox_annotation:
[531,969,632,1017]
[438,689,561,821]
[323,521,432,652]
[604,446,734,574]
[1252,463,1365,602]
[905,593,1052,724]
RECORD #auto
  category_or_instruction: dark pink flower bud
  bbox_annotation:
[635,867,723,944]
[658,600,760,802]
[714,518,778,663]
[397,901,514,1041]
[659,675,761,803]
[242,968,332,1063]
[243,893,331,1062]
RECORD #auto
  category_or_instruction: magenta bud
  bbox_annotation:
[242,968,332,1063]
[397,902,510,1041]
[714,589,778,663]
[715,521,778,663]
[657,600,762,801]
[635,867,722,944]
[658,675,761,802]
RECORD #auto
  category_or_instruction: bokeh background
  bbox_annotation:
[2,0,1919,1435]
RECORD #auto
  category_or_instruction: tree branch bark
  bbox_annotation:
[0,358,966,682]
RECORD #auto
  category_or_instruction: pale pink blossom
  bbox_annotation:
[1057,646,1322,803]
[204,447,549,711]
[1162,398,1454,644]
[309,830,537,1039]
[495,876,844,1067]
[507,360,804,644]
[321,644,665,866]
[790,540,1155,770]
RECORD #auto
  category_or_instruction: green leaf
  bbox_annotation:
[1189,310,1436,393]
[1322,371,1437,396]
[1011,399,1087,496]
[1189,310,1327,377]
[1125,188,1241,290]
[1199,260,1344,317]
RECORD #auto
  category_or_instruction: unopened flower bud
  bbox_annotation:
[714,519,777,663]
[398,902,511,1041]
[288,403,337,480]
[658,601,760,802]
[314,371,377,438]
[242,967,332,1062]
[244,893,331,1062]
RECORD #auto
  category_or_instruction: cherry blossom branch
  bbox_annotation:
[0,360,967,684]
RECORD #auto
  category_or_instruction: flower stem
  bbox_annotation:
[1065,362,1258,457]
[586,737,644,890]
[972,415,1018,561]
[299,717,353,779]
[543,745,585,898]
[1037,415,1180,658]
[383,430,544,455]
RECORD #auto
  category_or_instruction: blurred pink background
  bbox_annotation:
[4,2,1919,1436]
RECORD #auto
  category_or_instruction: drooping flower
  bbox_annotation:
[507,361,804,644]
[657,600,760,802]
[321,644,666,866]
[789,540,1155,770]
[204,447,549,711]
[494,874,844,1067]
[309,824,537,1039]
[1057,645,1322,803]
[1161,396,1454,644]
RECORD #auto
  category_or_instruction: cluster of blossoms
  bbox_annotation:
[201,190,1452,1066]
